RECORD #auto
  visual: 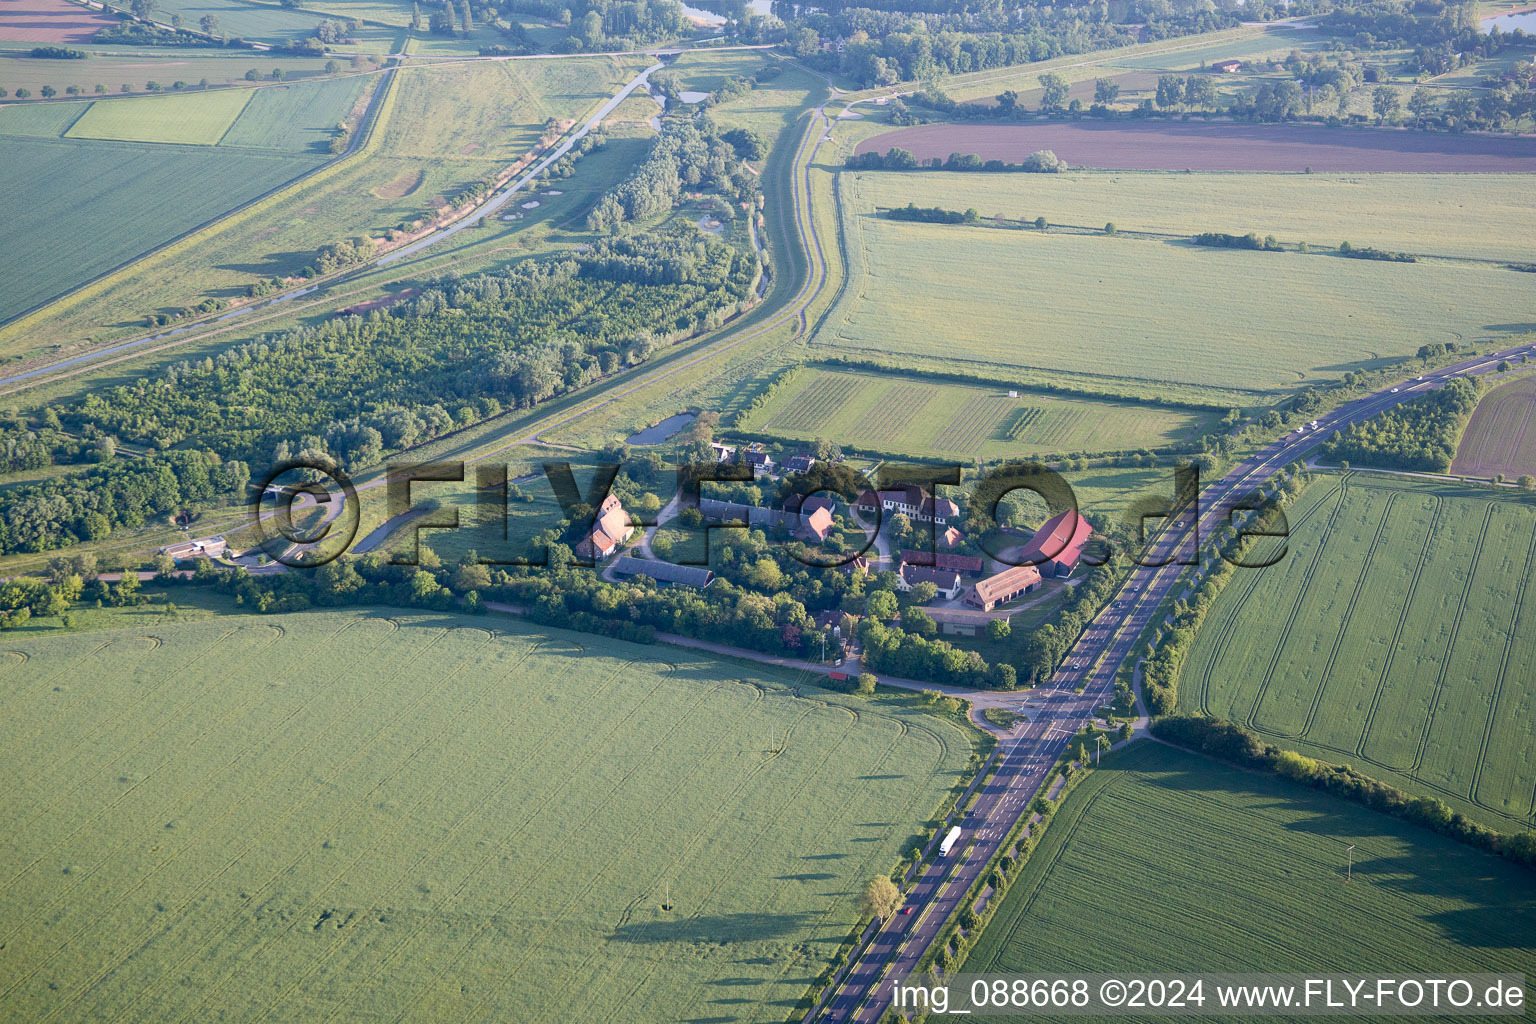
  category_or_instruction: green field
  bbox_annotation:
[0,99,91,137]
[815,172,1536,402]
[964,742,1534,1022]
[741,367,1211,459]
[0,137,320,323]
[0,607,980,1023]
[219,75,373,152]
[65,87,255,145]
[142,0,399,48]
[853,171,1536,265]
[1182,474,1536,829]
[0,52,345,97]
[0,55,642,354]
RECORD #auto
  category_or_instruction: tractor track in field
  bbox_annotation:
[1295,491,1399,742]
[1470,513,1536,821]
[1400,503,1495,777]
[1351,495,1447,767]
[1241,477,1351,733]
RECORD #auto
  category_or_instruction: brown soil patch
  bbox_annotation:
[0,0,117,42]
[1451,370,1536,478]
[855,122,1536,172]
[371,168,423,200]
[460,141,482,154]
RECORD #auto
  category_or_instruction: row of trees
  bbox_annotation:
[849,147,1062,173]
[1153,715,1536,871]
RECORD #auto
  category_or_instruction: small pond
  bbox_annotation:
[626,411,696,445]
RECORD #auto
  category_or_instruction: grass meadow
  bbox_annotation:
[66,87,255,145]
[0,137,320,324]
[1182,474,1536,830]
[816,172,1536,403]
[0,607,981,1024]
[964,742,1535,1023]
[740,367,1211,459]
[215,75,374,152]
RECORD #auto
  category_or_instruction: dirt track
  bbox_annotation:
[855,121,1536,172]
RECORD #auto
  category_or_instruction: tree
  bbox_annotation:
[15,87,30,99]
[130,0,157,21]
[987,618,1011,641]
[458,0,472,32]
[1034,215,1047,231]
[199,13,220,35]
[857,672,877,695]
[909,581,938,605]
[860,876,903,922]
[905,608,937,637]
[325,58,341,74]
[1155,74,1184,109]
[1118,721,1133,742]
[866,590,898,620]
[40,85,56,98]
[1519,475,1535,491]
[1407,86,1434,124]
[245,68,261,81]
[1372,85,1400,124]
[1037,73,1068,113]
[271,68,285,81]
[1184,75,1216,113]
[1093,77,1119,106]
[995,89,1019,115]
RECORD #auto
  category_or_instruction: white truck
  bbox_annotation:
[938,826,963,858]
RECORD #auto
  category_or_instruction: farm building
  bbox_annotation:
[709,442,737,462]
[899,549,984,575]
[699,497,832,541]
[611,556,714,588]
[575,493,634,560]
[941,526,965,549]
[785,493,837,517]
[964,564,1043,611]
[898,564,963,600]
[1018,509,1094,578]
[803,506,835,542]
[1212,59,1243,72]
[856,486,960,526]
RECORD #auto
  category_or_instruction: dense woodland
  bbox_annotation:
[587,119,759,232]
[0,451,248,556]
[1322,377,1481,471]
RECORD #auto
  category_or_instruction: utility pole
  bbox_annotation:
[1346,844,1355,882]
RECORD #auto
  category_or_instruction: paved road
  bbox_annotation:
[812,339,1536,1024]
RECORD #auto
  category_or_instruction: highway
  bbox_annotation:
[811,339,1536,1024]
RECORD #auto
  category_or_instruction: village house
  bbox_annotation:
[898,549,984,576]
[782,453,817,475]
[855,485,960,526]
[897,563,964,600]
[743,450,775,479]
[1212,58,1243,72]
[575,493,634,560]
